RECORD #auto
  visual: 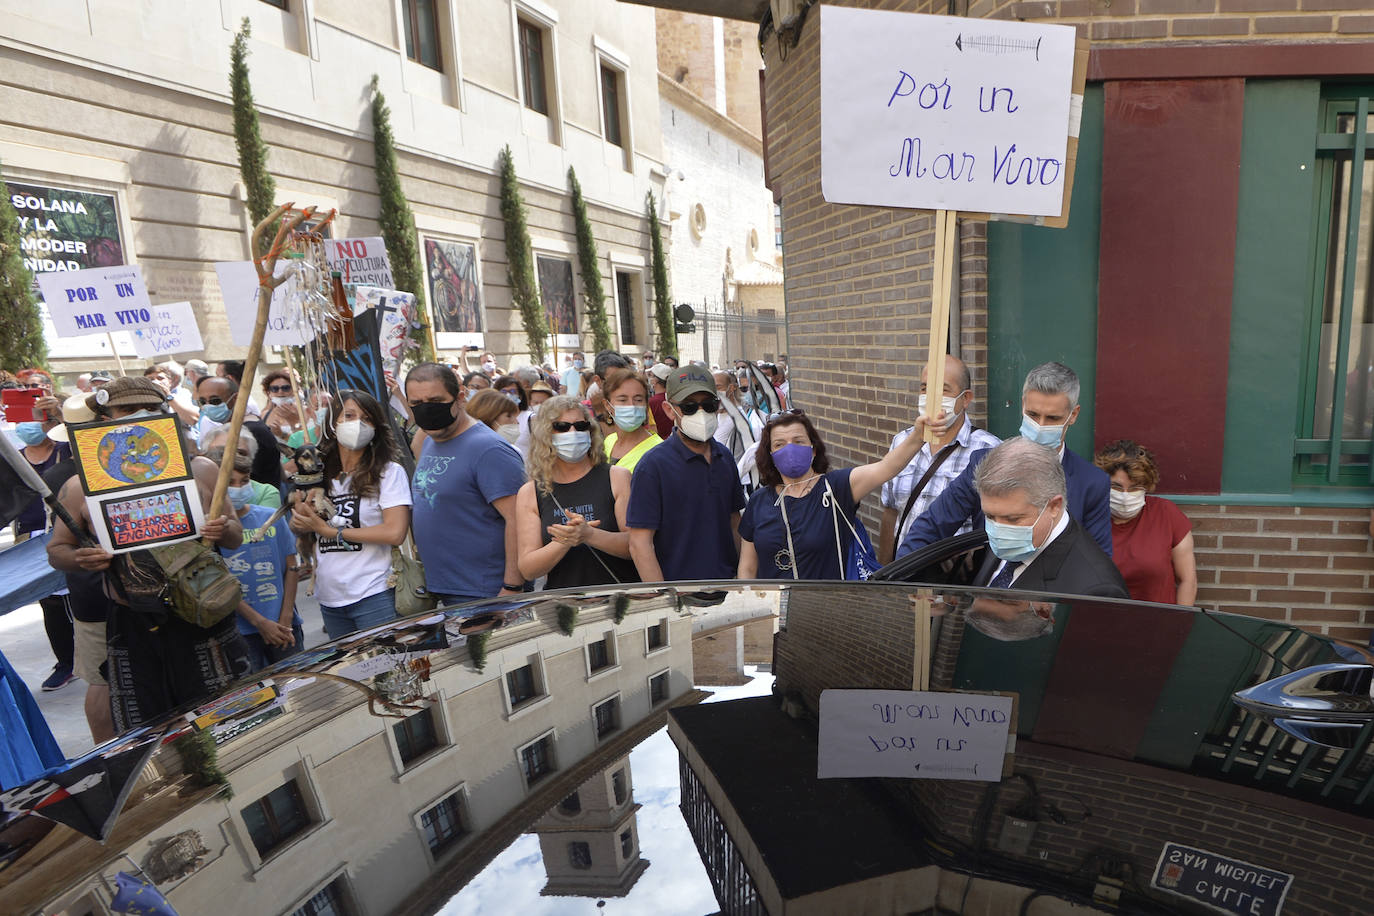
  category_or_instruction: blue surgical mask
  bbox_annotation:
[227,484,254,510]
[503,391,520,406]
[121,409,159,422]
[552,430,592,462]
[984,502,1050,564]
[612,404,647,432]
[202,403,231,423]
[573,359,585,370]
[15,422,47,446]
[1020,414,1067,449]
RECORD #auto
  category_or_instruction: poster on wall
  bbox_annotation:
[424,237,484,349]
[6,178,139,358]
[536,255,579,350]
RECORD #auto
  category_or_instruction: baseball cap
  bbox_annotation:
[86,376,167,414]
[649,363,672,382]
[47,393,96,443]
[666,365,716,403]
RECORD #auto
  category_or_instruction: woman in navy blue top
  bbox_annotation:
[737,408,935,580]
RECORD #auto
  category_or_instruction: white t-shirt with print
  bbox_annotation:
[313,461,413,608]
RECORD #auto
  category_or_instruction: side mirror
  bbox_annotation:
[1232,663,1374,749]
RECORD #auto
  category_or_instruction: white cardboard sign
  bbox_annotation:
[818,689,1012,781]
[131,302,204,358]
[325,237,393,289]
[820,7,1076,217]
[37,265,155,337]
[214,260,311,347]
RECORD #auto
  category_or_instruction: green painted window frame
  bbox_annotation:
[1294,86,1374,487]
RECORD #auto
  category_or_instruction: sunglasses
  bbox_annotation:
[767,408,805,423]
[196,396,229,407]
[551,420,592,432]
[267,384,293,394]
[677,396,721,416]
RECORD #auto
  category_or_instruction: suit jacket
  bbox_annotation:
[897,445,1112,558]
[974,518,1128,598]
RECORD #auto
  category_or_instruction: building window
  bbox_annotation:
[558,791,581,815]
[611,768,627,806]
[242,780,311,858]
[568,841,592,869]
[421,792,469,857]
[620,828,634,859]
[291,877,350,916]
[393,707,438,766]
[774,202,783,254]
[646,622,665,651]
[261,0,289,8]
[601,64,623,147]
[616,271,637,344]
[518,19,549,115]
[520,734,556,786]
[507,664,540,707]
[1301,92,1374,485]
[649,671,669,706]
[593,697,620,739]
[401,0,442,71]
[587,638,611,673]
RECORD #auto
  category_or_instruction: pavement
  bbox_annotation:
[1,581,329,761]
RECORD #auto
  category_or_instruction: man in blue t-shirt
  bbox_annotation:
[406,363,527,605]
[627,364,746,581]
[218,454,302,672]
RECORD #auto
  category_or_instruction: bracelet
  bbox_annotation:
[503,582,524,591]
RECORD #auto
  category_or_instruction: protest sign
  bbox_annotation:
[68,415,191,497]
[356,286,417,380]
[325,237,393,290]
[215,259,311,347]
[820,7,1076,217]
[87,481,205,553]
[818,688,1013,781]
[131,301,204,358]
[36,264,155,337]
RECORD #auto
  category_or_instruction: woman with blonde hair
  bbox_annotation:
[515,395,638,588]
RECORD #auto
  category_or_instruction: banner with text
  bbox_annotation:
[131,301,204,358]
[215,260,311,347]
[36,265,155,337]
[818,688,1013,781]
[324,237,393,290]
[820,7,1075,216]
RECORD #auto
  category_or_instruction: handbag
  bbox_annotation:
[825,479,881,581]
[390,534,438,616]
[146,540,244,629]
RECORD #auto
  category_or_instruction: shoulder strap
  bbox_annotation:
[896,431,970,538]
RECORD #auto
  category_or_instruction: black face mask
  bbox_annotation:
[412,400,457,431]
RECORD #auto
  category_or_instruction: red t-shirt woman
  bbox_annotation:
[1095,440,1198,606]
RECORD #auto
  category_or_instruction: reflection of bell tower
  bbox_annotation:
[532,754,649,897]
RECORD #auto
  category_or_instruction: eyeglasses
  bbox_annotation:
[551,420,592,432]
[767,408,805,423]
[267,384,293,394]
[677,396,720,416]
[196,396,229,407]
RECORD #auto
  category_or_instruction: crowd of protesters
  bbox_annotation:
[3,345,1196,740]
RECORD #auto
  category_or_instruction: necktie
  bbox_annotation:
[988,562,1017,589]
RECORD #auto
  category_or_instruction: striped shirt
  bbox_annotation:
[881,419,1002,542]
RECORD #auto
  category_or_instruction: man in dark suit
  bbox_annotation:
[971,437,1127,598]
[897,361,1112,559]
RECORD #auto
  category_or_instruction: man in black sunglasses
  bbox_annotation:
[626,364,745,583]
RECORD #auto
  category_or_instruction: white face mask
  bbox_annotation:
[271,395,295,408]
[917,393,964,419]
[496,423,521,444]
[335,419,375,450]
[482,360,496,373]
[1109,488,1147,520]
[677,408,718,442]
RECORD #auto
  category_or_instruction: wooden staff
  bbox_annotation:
[207,203,326,521]
[924,209,958,446]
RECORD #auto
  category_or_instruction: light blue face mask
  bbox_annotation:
[202,402,231,423]
[552,430,592,462]
[1020,414,1067,449]
[14,422,47,446]
[612,404,647,432]
[984,502,1049,564]
[120,408,160,422]
[227,483,254,510]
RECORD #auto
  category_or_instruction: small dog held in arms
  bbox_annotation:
[247,444,335,593]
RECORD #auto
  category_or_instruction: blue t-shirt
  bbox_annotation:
[412,422,526,597]
[739,469,857,580]
[222,504,300,637]
[626,432,746,581]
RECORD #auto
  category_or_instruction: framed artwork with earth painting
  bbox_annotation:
[68,415,192,497]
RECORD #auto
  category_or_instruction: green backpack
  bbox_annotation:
[148,540,244,629]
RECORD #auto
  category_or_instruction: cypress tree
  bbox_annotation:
[230,20,277,248]
[0,167,48,372]
[646,191,676,359]
[371,77,432,360]
[568,167,612,352]
[499,146,548,363]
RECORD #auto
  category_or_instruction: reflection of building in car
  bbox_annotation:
[30,597,698,916]
[532,753,650,898]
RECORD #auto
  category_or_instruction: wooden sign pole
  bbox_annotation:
[924,208,958,446]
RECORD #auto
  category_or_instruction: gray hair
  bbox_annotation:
[965,602,1057,641]
[204,426,259,460]
[1022,361,1080,410]
[512,365,542,388]
[974,438,1066,510]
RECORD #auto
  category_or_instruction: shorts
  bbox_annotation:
[72,618,108,686]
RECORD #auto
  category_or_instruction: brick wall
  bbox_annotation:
[983,0,1374,41]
